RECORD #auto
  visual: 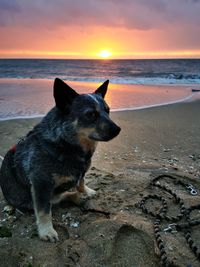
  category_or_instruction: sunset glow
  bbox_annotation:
[1,48,200,60]
[98,50,112,59]
[0,1,200,59]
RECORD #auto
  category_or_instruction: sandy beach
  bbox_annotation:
[0,99,200,266]
[1,0,200,265]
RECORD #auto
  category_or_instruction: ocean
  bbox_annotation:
[1,59,200,85]
[0,59,200,120]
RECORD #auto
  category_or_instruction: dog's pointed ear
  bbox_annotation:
[54,78,79,112]
[94,80,109,98]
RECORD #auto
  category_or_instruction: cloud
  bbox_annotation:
[0,0,200,57]
[0,0,21,26]
[0,0,200,31]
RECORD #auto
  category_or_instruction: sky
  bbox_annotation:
[0,0,200,59]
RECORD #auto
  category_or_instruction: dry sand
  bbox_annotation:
[0,100,200,267]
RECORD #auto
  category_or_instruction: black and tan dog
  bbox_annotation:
[0,78,120,242]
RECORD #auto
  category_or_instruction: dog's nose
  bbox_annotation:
[111,124,121,138]
[114,125,121,136]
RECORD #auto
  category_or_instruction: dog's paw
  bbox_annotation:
[38,225,59,243]
[3,205,15,215]
[85,186,96,198]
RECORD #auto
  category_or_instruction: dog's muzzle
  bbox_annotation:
[105,123,121,141]
[90,116,121,141]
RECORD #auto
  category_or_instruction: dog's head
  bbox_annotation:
[54,78,121,142]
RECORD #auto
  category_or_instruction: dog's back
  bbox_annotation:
[0,149,33,210]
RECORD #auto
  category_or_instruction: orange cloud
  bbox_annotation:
[0,0,200,59]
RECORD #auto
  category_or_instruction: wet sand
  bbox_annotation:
[0,100,200,267]
[0,78,199,120]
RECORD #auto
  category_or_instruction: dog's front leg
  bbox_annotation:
[31,180,58,242]
[76,178,96,197]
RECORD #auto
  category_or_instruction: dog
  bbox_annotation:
[0,78,121,242]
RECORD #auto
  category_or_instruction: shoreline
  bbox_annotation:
[0,78,200,121]
[111,91,198,111]
[0,92,199,122]
[1,76,200,86]
[0,76,200,86]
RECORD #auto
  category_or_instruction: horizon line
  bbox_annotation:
[0,57,200,60]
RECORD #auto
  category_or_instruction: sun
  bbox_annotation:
[98,50,112,59]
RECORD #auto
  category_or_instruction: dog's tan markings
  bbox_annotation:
[78,135,97,153]
[76,179,96,197]
[51,191,81,205]
[53,174,73,187]
[76,178,85,193]
[52,179,96,204]
[77,129,97,153]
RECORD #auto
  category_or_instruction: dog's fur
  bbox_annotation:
[0,78,120,242]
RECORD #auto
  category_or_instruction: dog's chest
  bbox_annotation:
[52,154,91,189]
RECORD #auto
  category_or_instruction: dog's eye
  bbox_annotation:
[85,111,98,120]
